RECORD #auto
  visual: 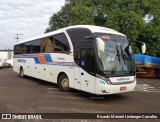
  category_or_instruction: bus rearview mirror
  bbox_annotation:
[96,38,105,52]
[136,41,146,54]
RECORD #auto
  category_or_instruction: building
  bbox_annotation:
[0,49,13,62]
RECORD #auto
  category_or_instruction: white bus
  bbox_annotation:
[13,25,146,95]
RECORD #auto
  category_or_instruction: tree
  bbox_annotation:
[45,0,160,57]
[138,24,160,57]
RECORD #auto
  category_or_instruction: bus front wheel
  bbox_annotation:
[20,67,24,78]
[58,74,71,92]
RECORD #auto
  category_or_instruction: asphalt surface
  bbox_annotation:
[0,68,160,122]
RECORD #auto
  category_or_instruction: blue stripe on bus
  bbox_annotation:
[15,54,39,56]
[14,54,78,67]
[44,54,53,62]
[34,57,40,64]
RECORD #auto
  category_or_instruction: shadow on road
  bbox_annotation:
[20,75,129,102]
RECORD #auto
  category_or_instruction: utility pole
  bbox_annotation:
[15,34,23,43]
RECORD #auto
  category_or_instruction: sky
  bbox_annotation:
[0,0,65,49]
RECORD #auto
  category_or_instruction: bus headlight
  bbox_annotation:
[99,75,112,85]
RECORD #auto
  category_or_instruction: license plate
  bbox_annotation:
[120,86,127,91]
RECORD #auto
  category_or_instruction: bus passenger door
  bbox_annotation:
[79,48,96,94]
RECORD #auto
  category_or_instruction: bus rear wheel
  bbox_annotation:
[58,74,71,92]
[20,67,24,78]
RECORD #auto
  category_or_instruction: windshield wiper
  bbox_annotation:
[111,45,120,74]
[99,70,112,75]
[121,43,135,72]
[116,45,121,63]
[111,65,117,74]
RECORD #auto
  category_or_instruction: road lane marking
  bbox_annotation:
[135,84,160,93]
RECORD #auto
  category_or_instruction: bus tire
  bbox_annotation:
[58,74,71,92]
[20,67,24,78]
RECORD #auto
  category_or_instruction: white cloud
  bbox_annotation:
[0,0,65,49]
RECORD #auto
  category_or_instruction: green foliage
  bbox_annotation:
[139,24,160,57]
[45,0,160,57]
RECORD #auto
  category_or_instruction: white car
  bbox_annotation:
[2,59,13,68]
[0,62,3,68]
[0,59,5,68]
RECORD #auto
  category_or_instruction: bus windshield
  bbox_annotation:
[95,33,135,75]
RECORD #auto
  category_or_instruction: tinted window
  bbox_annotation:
[67,28,92,65]
[32,39,41,53]
[80,40,96,74]
[14,45,19,55]
[67,28,92,54]
[53,33,70,53]
[24,41,32,54]
[14,44,26,55]
[41,37,54,53]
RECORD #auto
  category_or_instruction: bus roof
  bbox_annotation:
[16,25,126,45]
[66,25,125,36]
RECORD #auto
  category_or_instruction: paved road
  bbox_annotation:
[0,68,160,122]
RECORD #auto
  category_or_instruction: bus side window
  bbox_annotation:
[66,28,92,66]
[14,44,25,55]
[41,37,54,53]
[53,33,70,53]
[32,39,41,53]
[14,45,19,55]
[24,41,32,54]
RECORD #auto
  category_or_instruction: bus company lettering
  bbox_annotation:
[117,77,130,81]
[17,59,26,63]
[57,57,65,60]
